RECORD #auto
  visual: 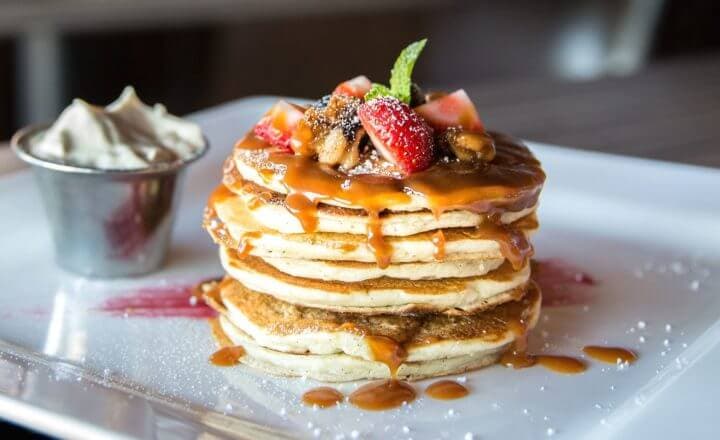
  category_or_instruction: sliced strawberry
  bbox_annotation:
[253,100,305,151]
[358,97,435,175]
[414,89,483,132]
[333,75,372,99]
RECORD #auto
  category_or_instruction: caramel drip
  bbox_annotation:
[237,231,262,258]
[205,185,270,237]
[536,355,587,374]
[209,346,245,366]
[285,192,319,232]
[367,211,392,269]
[431,230,446,261]
[583,346,637,364]
[207,184,235,208]
[366,335,408,377]
[501,318,586,374]
[302,387,344,408]
[500,318,536,369]
[349,380,416,411]
[425,380,469,400]
[478,219,533,270]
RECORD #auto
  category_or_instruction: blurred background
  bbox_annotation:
[1,0,719,165]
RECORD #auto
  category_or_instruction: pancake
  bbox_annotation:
[230,131,545,215]
[207,281,541,381]
[206,193,538,265]
[212,318,505,382]
[229,181,537,236]
[261,256,504,282]
[220,247,531,314]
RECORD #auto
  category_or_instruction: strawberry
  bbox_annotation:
[414,89,483,132]
[358,97,435,175]
[333,75,372,99]
[253,100,305,151]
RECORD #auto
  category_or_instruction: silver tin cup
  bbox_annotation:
[11,125,208,278]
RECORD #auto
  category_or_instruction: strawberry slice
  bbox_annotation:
[253,100,305,151]
[414,89,483,132]
[358,97,435,175]
[333,75,372,99]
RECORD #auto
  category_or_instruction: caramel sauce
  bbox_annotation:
[536,355,587,374]
[209,346,245,366]
[290,120,315,156]
[431,230,446,261]
[367,211,392,268]
[237,231,262,258]
[286,192,319,232]
[246,196,264,210]
[207,184,235,208]
[234,132,544,268]
[339,243,359,253]
[366,335,408,377]
[500,345,537,369]
[302,387,344,408]
[349,380,416,411]
[259,168,276,184]
[235,133,543,215]
[501,351,586,375]
[425,380,469,400]
[500,317,586,375]
[361,334,416,410]
[477,219,533,270]
[583,346,637,364]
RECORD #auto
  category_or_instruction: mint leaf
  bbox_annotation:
[364,83,393,101]
[389,38,427,104]
[363,39,427,103]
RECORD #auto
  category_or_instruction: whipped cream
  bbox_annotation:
[29,86,205,170]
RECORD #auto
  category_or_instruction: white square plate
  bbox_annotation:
[0,97,718,440]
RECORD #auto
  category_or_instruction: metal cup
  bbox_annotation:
[11,125,208,278]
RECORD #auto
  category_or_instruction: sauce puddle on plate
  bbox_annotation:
[349,380,416,411]
[583,346,637,364]
[209,346,245,366]
[302,387,344,408]
[425,380,469,400]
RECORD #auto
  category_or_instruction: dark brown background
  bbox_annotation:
[1,0,719,164]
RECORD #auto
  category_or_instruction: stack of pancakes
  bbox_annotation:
[203,132,544,382]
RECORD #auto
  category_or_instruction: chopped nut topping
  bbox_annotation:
[440,127,496,163]
[298,94,364,165]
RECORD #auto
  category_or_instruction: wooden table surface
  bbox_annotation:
[3,53,720,173]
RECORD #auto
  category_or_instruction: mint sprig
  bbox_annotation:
[364,38,427,104]
[364,84,393,102]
